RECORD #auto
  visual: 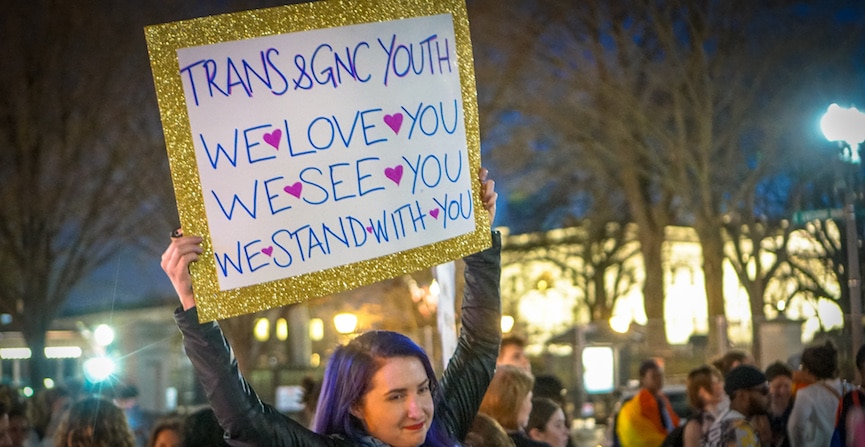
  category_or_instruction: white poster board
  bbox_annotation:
[146,0,489,321]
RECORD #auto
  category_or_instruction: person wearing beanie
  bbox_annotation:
[704,365,769,447]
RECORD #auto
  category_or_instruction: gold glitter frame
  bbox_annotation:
[145,0,489,322]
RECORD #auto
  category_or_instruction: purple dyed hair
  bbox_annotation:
[311,330,455,446]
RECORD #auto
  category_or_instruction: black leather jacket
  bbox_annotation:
[175,231,502,446]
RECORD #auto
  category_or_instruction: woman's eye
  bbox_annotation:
[388,393,406,401]
[419,385,430,394]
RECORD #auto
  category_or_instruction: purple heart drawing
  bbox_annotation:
[384,165,403,185]
[383,113,403,134]
[430,209,440,219]
[283,182,302,198]
[261,246,274,256]
[366,226,374,234]
[263,129,282,149]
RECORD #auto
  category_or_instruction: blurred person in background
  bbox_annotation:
[713,352,755,378]
[764,362,793,447]
[53,396,135,447]
[683,365,724,447]
[113,384,156,447]
[616,359,680,447]
[532,375,575,447]
[787,341,852,447]
[704,365,769,447]
[527,397,569,447]
[464,412,516,447]
[834,343,865,447]
[480,365,548,447]
[498,335,531,374]
[0,401,13,447]
[27,387,70,446]
[181,408,229,447]
[8,403,37,447]
[146,417,183,447]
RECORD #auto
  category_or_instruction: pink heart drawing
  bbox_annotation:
[366,226,374,234]
[383,113,403,134]
[430,209,440,219]
[384,165,403,185]
[261,246,274,256]
[263,129,282,149]
[283,182,302,198]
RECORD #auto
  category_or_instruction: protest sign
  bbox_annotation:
[145,0,489,321]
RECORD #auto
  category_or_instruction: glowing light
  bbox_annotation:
[43,378,55,389]
[309,318,324,341]
[429,280,441,297]
[0,348,31,359]
[22,387,33,398]
[254,318,270,342]
[821,104,865,157]
[609,315,631,334]
[94,324,115,346]
[276,318,288,341]
[46,346,82,359]
[501,315,515,333]
[83,356,116,383]
[583,346,615,394]
[310,353,321,368]
[333,313,358,334]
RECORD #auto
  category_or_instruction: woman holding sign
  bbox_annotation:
[161,168,500,447]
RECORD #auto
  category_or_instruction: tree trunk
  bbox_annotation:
[23,329,48,389]
[749,281,766,366]
[695,222,728,357]
[639,227,668,351]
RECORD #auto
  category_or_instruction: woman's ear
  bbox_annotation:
[528,427,543,440]
[349,403,364,421]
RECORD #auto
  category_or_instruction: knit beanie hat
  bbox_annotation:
[724,365,766,397]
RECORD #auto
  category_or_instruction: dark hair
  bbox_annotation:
[712,350,750,376]
[147,417,184,447]
[527,397,561,433]
[311,330,454,447]
[533,375,566,400]
[183,408,227,447]
[54,397,135,447]
[500,335,527,350]
[686,365,722,410]
[464,412,515,447]
[764,361,793,382]
[639,359,660,377]
[801,341,838,379]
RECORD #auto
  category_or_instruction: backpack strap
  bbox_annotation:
[820,381,843,400]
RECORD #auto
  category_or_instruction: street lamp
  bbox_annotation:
[333,313,358,334]
[820,103,865,369]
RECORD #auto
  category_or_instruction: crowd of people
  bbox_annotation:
[610,342,865,447]
[0,381,233,447]
[6,169,865,447]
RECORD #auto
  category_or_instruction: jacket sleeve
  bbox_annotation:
[174,307,346,447]
[435,231,502,441]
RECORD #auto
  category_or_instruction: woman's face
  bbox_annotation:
[517,391,533,429]
[769,375,792,409]
[352,356,434,447]
[531,408,570,447]
[153,428,182,447]
[709,376,724,405]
